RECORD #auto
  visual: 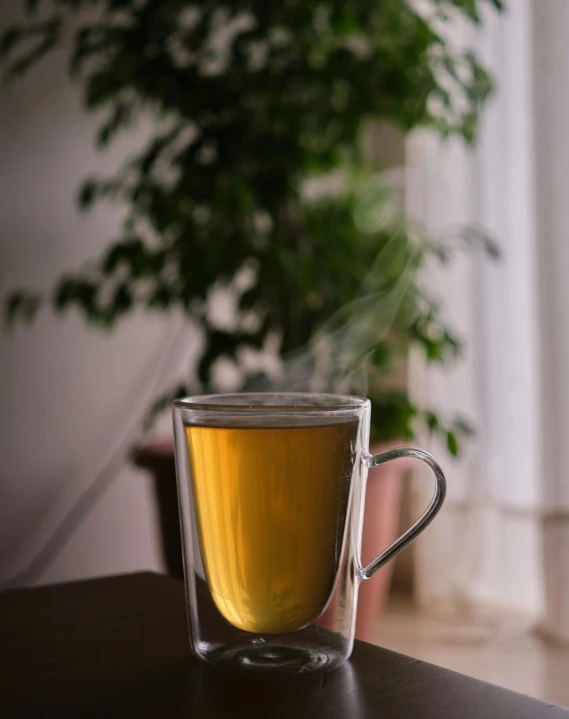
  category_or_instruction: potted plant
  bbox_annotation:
[2,0,501,638]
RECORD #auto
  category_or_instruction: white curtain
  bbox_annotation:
[409,0,569,639]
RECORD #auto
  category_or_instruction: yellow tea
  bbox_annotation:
[185,421,358,633]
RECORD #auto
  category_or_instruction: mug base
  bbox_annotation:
[202,642,345,675]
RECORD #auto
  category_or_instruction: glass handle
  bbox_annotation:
[360,447,447,580]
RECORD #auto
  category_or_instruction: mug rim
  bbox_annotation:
[173,392,369,413]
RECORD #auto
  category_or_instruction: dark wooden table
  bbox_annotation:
[1,573,567,718]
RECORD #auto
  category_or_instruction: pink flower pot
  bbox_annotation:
[355,443,412,641]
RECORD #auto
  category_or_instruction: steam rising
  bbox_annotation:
[235,173,422,397]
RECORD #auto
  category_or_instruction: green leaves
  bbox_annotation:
[1,0,503,449]
[0,28,24,55]
[411,313,463,365]
[433,0,503,23]
[4,290,42,329]
[54,276,98,316]
[78,178,97,209]
[0,15,63,78]
[446,430,459,457]
[24,0,42,13]
[102,238,153,278]
[423,410,474,458]
[426,411,439,434]
[370,393,418,443]
[96,100,135,147]
[445,417,475,457]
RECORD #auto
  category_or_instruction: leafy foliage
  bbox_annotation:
[2,0,502,453]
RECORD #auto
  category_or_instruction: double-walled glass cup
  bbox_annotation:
[173,393,446,674]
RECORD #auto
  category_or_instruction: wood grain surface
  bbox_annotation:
[1,573,566,718]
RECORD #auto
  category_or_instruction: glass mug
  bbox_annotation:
[173,393,446,674]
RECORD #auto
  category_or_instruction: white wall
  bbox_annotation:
[0,1,188,586]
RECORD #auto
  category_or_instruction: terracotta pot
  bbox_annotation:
[133,439,182,578]
[355,442,412,641]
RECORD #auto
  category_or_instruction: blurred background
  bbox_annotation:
[2,0,569,706]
